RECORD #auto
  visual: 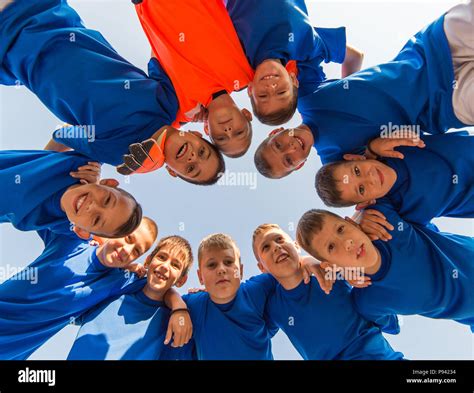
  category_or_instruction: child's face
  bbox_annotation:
[146,245,187,294]
[333,160,397,204]
[164,129,221,183]
[260,127,313,178]
[207,107,252,157]
[61,183,135,236]
[198,246,242,304]
[254,228,300,281]
[249,60,298,117]
[308,215,378,270]
[99,221,156,268]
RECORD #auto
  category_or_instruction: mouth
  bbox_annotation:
[216,279,231,285]
[112,250,124,264]
[153,269,168,282]
[376,168,384,186]
[294,135,305,151]
[260,73,279,81]
[356,243,366,259]
[276,253,290,264]
[176,142,188,160]
[74,193,88,214]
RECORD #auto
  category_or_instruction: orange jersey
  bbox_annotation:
[135,0,255,126]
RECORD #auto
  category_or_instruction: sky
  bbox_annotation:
[0,0,473,360]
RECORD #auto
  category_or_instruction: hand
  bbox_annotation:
[124,263,146,278]
[165,310,193,348]
[300,256,334,295]
[116,138,166,175]
[341,44,364,78]
[358,209,394,241]
[187,287,207,294]
[347,275,372,288]
[70,162,102,184]
[368,135,425,159]
[192,106,209,123]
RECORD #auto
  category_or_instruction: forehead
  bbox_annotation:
[310,215,343,243]
[201,245,237,260]
[156,244,187,262]
[132,224,154,247]
[256,228,289,247]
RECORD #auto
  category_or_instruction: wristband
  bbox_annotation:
[170,308,189,316]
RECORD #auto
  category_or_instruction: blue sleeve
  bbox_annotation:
[0,0,178,165]
[242,274,278,326]
[315,27,347,64]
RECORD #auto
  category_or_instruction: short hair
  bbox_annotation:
[250,85,298,126]
[93,187,143,239]
[296,209,341,260]
[252,223,282,261]
[141,216,159,245]
[198,233,241,267]
[223,121,253,159]
[254,136,289,179]
[148,235,194,278]
[315,161,355,208]
[176,139,225,186]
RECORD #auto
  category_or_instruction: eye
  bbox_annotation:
[278,91,286,95]
[187,165,195,174]
[224,259,234,266]
[328,243,335,253]
[104,194,111,206]
[216,137,225,142]
[258,95,267,99]
[262,244,269,252]
[275,142,281,150]
[207,262,216,269]
[171,262,181,270]
[93,216,100,227]
[286,157,293,166]
[354,166,361,176]
[198,147,205,157]
[126,235,132,243]
[133,248,140,257]
[359,185,365,195]
[158,254,166,261]
[277,236,284,243]
[337,225,344,234]
[237,131,244,136]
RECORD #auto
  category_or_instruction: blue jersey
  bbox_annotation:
[0,0,178,165]
[0,230,142,360]
[183,274,278,360]
[226,0,346,85]
[298,15,466,164]
[266,277,403,360]
[68,287,191,360]
[352,202,474,333]
[381,132,474,225]
[0,150,90,235]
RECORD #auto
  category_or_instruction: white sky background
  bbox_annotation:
[0,0,473,360]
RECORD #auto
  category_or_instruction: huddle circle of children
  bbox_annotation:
[0,0,473,360]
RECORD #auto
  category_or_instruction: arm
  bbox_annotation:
[44,138,72,152]
[341,45,364,78]
[163,288,193,348]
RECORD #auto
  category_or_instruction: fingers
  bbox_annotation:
[364,211,394,231]
[116,163,134,175]
[381,149,404,159]
[361,220,392,241]
[302,267,311,284]
[164,324,173,345]
[343,154,366,161]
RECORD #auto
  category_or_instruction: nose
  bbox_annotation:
[187,149,196,163]
[344,238,354,252]
[217,263,226,275]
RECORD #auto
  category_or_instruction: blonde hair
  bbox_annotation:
[198,233,241,266]
[148,235,194,277]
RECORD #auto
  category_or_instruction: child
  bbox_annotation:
[225,0,363,125]
[134,0,254,158]
[0,150,142,239]
[316,132,474,227]
[0,0,224,185]
[182,233,277,360]
[254,1,474,178]
[67,236,195,360]
[0,216,158,360]
[296,208,474,334]
[252,223,404,360]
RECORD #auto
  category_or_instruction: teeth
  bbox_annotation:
[76,195,86,212]
[154,270,167,281]
[176,143,187,159]
[295,136,304,149]
[276,254,289,263]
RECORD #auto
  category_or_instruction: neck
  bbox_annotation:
[210,292,238,305]
[142,285,165,302]
[277,266,305,291]
[95,244,108,266]
[363,247,382,276]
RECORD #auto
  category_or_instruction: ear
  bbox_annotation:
[242,108,253,122]
[319,261,331,270]
[72,226,92,240]
[343,154,366,162]
[165,166,178,178]
[91,235,106,245]
[294,160,306,171]
[289,72,299,88]
[247,84,253,97]
[239,263,244,279]
[293,241,301,253]
[99,178,119,188]
[344,216,361,229]
[175,274,188,288]
[144,254,152,268]
[203,121,210,136]
[197,269,204,286]
[356,200,376,211]
[268,127,284,137]
[189,130,203,139]
[257,261,267,274]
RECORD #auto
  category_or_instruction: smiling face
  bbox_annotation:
[332,160,397,204]
[207,107,252,157]
[249,60,298,118]
[308,214,379,271]
[98,220,156,268]
[164,129,222,183]
[258,127,313,178]
[61,183,136,236]
[198,246,242,305]
[254,227,300,281]
[146,244,188,295]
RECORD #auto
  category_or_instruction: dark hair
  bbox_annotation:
[296,209,341,259]
[177,139,226,186]
[254,135,290,179]
[223,121,253,159]
[250,85,298,126]
[148,235,194,278]
[93,187,143,239]
[315,162,355,208]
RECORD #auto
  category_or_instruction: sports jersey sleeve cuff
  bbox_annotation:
[315,26,347,64]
